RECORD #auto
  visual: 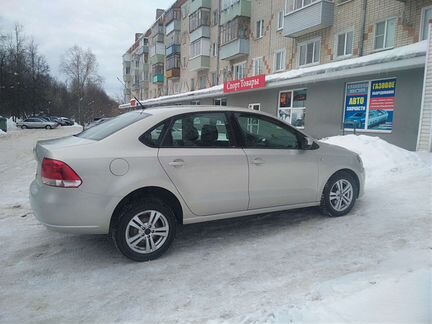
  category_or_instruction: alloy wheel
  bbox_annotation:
[329,179,353,212]
[125,210,170,254]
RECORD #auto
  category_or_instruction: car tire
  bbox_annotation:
[21,125,27,129]
[113,197,176,262]
[45,125,52,129]
[320,171,358,217]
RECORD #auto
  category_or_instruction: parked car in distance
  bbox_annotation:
[59,117,74,126]
[17,117,59,129]
[30,106,365,261]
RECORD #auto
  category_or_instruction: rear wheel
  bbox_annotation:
[321,171,358,217]
[113,198,176,262]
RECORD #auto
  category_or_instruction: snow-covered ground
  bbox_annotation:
[0,129,430,323]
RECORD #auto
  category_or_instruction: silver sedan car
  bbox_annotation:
[17,117,59,129]
[30,106,365,261]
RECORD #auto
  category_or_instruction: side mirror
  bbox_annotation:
[302,136,315,150]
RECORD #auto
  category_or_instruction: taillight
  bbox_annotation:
[41,158,82,188]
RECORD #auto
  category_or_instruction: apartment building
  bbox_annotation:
[122,33,149,101]
[122,0,432,151]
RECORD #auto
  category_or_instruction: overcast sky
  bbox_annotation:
[0,0,173,100]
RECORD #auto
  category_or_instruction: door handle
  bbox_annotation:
[252,158,264,165]
[169,159,185,167]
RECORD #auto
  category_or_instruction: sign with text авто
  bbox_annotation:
[224,75,266,94]
[344,82,369,130]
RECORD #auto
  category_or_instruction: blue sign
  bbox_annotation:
[344,82,369,130]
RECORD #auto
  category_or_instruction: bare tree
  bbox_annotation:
[60,45,100,125]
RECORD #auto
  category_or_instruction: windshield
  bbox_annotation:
[76,112,150,141]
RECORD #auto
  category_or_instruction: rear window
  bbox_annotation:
[76,112,150,141]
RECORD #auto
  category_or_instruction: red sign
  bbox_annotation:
[130,99,137,108]
[224,75,266,94]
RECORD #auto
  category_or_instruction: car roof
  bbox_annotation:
[132,105,273,119]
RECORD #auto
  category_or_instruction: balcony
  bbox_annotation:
[166,20,181,35]
[220,0,251,25]
[190,0,211,14]
[220,38,249,61]
[190,26,210,43]
[166,44,181,56]
[152,74,164,84]
[189,55,210,71]
[150,54,164,65]
[283,0,334,38]
[166,68,180,79]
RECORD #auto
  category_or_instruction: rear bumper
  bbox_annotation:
[30,179,115,234]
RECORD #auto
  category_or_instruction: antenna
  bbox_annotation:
[116,77,146,110]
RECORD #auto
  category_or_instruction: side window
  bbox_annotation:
[162,112,233,148]
[141,123,167,148]
[235,113,301,149]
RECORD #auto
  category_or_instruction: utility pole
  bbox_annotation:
[216,0,222,85]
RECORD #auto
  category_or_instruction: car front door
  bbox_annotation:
[158,112,249,217]
[234,112,320,210]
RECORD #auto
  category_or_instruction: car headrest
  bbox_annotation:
[201,125,218,144]
[183,126,199,142]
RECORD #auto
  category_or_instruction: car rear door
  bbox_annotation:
[234,112,320,210]
[158,112,249,217]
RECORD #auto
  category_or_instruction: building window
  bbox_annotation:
[191,78,195,91]
[277,10,284,30]
[233,61,247,80]
[189,8,211,33]
[191,100,200,105]
[212,43,217,56]
[285,0,318,14]
[298,38,320,67]
[210,72,217,86]
[256,19,264,39]
[274,49,286,72]
[252,57,264,76]
[199,75,207,89]
[212,10,219,26]
[336,30,354,57]
[214,98,227,106]
[374,17,396,50]
[190,38,211,58]
[278,89,307,129]
[421,7,432,41]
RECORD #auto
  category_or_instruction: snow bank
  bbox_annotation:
[321,135,427,185]
[0,129,5,136]
[7,117,17,130]
[276,269,431,323]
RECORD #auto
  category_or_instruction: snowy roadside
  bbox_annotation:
[0,129,430,323]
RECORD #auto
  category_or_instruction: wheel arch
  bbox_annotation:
[110,186,183,233]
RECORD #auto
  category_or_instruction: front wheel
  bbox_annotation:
[21,125,27,129]
[113,198,176,262]
[45,125,52,129]
[321,171,358,217]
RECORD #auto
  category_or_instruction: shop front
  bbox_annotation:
[120,41,429,151]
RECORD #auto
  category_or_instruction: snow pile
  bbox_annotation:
[7,117,17,130]
[321,135,427,185]
[0,129,5,136]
